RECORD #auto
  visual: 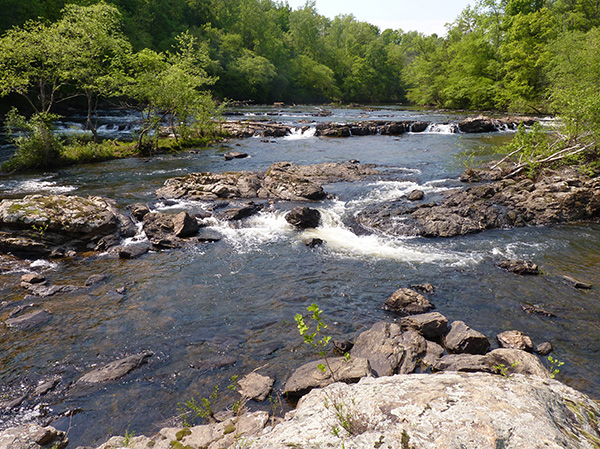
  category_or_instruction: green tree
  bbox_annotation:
[120,32,218,152]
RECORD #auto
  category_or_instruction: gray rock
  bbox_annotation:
[411,282,435,293]
[191,355,237,371]
[350,322,427,377]
[172,211,199,237]
[422,340,445,367]
[496,330,534,352]
[285,207,321,229]
[382,288,435,316]
[34,378,60,396]
[237,372,275,401]
[21,283,79,298]
[197,230,222,242]
[562,275,592,289]
[445,320,490,355]
[242,372,600,449]
[521,303,557,317]
[85,274,107,286]
[407,189,425,201]
[284,356,372,398]
[535,341,554,356]
[78,352,152,383]
[498,259,539,275]
[5,309,51,330]
[21,273,45,284]
[458,116,498,133]
[401,312,448,339]
[118,243,150,259]
[434,348,550,379]
[223,151,248,160]
[129,203,150,221]
[217,203,263,221]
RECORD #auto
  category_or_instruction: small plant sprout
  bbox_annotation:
[493,361,519,378]
[548,355,564,379]
[295,303,333,374]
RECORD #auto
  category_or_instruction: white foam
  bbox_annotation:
[4,179,77,195]
[424,123,458,134]
[283,127,316,140]
[347,179,452,209]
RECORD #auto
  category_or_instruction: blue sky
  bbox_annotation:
[284,0,475,35]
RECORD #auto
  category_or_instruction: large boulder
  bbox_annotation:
[283,357,372,398]
[444,320,491,355]
[401,312,448,339]
[496,330,534,352]
[458,116,498,133]
[0,195,133,257]
[350,322,427,376]
[142,211,199,247]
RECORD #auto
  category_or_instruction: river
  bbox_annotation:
[0,105,599,447]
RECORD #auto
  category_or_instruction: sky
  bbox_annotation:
[284,0,475,36]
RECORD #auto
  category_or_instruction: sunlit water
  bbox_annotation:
[0,106,599,446]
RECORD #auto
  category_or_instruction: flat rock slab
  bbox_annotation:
[5,309,52,330]
[78,352,152,383]
[284,356,372,398]
[246,372,599,449]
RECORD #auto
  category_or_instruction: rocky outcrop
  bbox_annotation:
[220,121,291,138]
[498,259,539,275]
[357,167,600,238]
[458,115,536,133]
[83,372,600,449]
[156,161,378,202]
[0,195,135,258]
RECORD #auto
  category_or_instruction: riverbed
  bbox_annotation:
[1,106,599,447]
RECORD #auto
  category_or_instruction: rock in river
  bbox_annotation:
[382,288,435,315]
[444,320,490,355]
[0,194,134,258]
[78,352,152,384]
[285,206,321,229]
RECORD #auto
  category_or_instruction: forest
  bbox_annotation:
[0,0,599,170]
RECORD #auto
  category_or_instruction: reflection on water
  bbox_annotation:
[0,106,599,447]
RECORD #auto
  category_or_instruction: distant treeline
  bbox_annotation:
[1,0,599,111]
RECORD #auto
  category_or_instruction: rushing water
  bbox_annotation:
[0,106,599,446]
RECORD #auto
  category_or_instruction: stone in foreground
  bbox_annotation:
[283,356,371,398]
[251,373,600,449]
[496,330,534,352]
[0,424,68,449]
[237,372,275,402]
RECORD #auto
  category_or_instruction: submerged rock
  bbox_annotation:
[237,372,274,402]
[5,309,52,330]
[78,352,152,384]
[498,259,540,275]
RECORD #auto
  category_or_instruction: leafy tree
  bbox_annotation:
[120,32,218,152]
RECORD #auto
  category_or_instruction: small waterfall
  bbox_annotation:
[425,123,459,134]
[283,126,316,140]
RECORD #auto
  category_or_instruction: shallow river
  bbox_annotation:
[0,106,599,446]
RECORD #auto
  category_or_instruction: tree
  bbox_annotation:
[120,32,218,152]
[56,2,132,141]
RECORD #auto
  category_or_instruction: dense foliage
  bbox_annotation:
[1,0,600,171]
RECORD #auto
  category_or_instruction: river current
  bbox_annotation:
[0,106,599,446]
